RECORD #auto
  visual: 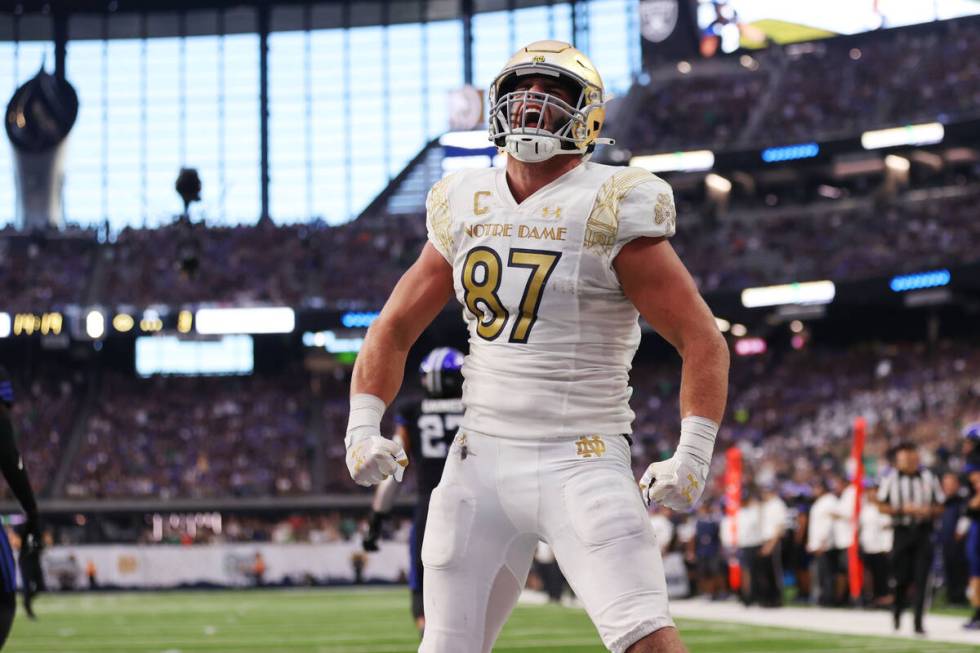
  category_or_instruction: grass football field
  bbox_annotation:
[7,588,980,653]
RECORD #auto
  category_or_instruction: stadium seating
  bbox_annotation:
[0,228,98,312]
[64,372,314,499]
[620,18,980,152]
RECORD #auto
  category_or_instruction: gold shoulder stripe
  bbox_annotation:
[427,175,455,256]
[584,168,651,256]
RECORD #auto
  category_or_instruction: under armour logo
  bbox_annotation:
[575,435,606,458]
[541,206,562,219]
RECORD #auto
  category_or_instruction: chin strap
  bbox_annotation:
[506,134,617,163]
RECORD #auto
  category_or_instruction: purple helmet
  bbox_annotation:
[964,422,980,441]
[419,347,464,399]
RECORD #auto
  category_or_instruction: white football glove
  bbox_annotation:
[639,416,719,512]
[640,455,709,512]
[346,435,408,487]
[345,394,409,487]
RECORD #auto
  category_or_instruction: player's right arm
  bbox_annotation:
[345,244,454,487]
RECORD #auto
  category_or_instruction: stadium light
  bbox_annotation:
[0,313,9,338]
[86,310,105,339]
[730,323,748,337]
[714,317,731,333]
[303,330,364,354]
[734,337,767,356]
[341,311,380,329]
[705,173,732,193]
[861,123,944,150]
[177,310,193,334]
[884,154,910,172]
[439,130,492,149]
[761,142,819,163]
[630,150,715,173]
[790,320,804,333]
[889,269,950,292]
[195,307,295,335]
[140,309,164,333]
[741,281,836,308]
[112,313,134,333]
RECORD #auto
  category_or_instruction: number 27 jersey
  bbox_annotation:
[425,162,677,439]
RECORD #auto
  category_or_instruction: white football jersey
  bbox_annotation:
[425,161,676,439]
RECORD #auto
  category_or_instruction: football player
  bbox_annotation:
[344,41,729,653]
[0,366,43,646]
[362,347,465,635]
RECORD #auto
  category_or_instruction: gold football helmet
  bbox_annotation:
[488,40,613,162]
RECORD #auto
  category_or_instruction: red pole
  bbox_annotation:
[725,447,743,592]
[848,417,866,601]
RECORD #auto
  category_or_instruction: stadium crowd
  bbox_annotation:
[64,373,314,499]
[4,362,82,497]
[625,17,980,152]
[0,227,98,312]
[2,185,976,309]
[90,214,421,310]
[673,190,980,292]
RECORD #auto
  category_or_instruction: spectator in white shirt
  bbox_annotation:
[808,477,846,606]
[859,480,893,607]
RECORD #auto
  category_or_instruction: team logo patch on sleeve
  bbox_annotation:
[654,192,676,231]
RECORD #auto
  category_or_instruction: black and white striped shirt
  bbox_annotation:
[877,468,945,527]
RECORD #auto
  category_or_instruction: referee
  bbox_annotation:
[876,442,944,635]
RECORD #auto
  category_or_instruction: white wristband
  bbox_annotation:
[345,394,386,449]
[677,416,719,467]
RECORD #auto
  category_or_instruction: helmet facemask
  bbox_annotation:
[489,70,599,163]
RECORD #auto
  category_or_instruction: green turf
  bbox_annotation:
[7,588,980,652]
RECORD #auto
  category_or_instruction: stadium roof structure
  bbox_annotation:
[2,0,564,40]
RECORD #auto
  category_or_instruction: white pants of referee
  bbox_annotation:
[418,429,673,653]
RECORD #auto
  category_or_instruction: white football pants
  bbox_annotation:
[418,429,673,653]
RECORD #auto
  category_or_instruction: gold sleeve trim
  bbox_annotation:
[583,168,652,256]
[427,175,455,257]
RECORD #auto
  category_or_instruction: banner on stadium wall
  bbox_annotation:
[39,542,697,598]
[639,0,700,67]
[41,542,409,590]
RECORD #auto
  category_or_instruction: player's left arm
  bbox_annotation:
[614,236,730,510]
[614,236,728,422]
